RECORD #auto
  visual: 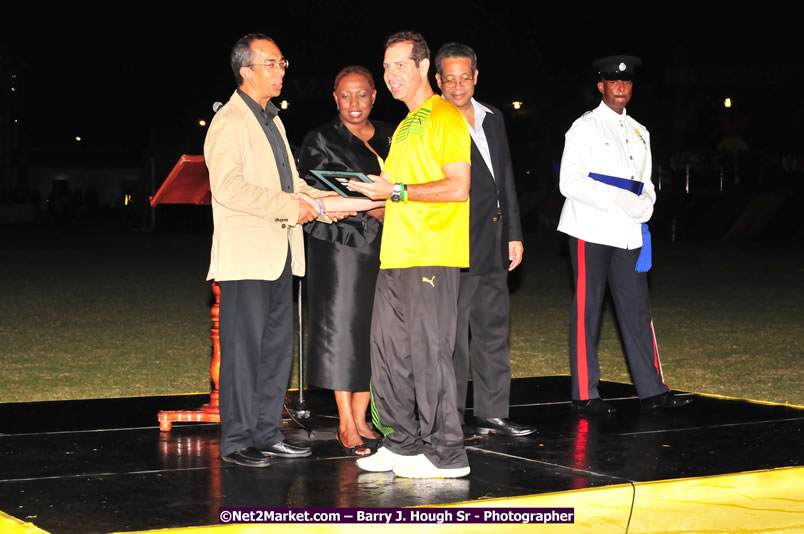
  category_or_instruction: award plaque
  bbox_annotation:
[309,170,373,199]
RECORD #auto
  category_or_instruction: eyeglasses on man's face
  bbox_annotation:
[441,74,473,88]
[249,58,290,71]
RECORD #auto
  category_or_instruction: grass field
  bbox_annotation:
[2,221,802,405]
[508,237,803,405]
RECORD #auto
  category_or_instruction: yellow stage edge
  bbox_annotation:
[4,465,799,534]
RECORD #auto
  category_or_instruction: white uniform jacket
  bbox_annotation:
[557,100,655,249]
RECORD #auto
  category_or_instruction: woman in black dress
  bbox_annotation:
[297,66,394,456]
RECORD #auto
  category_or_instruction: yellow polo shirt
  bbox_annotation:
[380,95,471,269]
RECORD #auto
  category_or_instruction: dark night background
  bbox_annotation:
[1,3,802,235]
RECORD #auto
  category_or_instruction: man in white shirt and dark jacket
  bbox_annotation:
[434,42,535,437]
[557,55,694,415]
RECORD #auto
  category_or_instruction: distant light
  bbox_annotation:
[280,100,290,110]
[199,120,207,127]
[10,87,15,92]
[124,194,132,206]
[512,101,523,110]
[75,136,82,142]
[724,97,732,108]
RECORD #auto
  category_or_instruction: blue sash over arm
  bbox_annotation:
[588,172,652,272]
[589,172,644,195]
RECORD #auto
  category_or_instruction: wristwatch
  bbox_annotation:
[390,183,402,203]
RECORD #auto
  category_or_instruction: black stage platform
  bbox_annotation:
[1,377,802,533]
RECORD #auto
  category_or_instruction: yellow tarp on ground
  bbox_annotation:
[95,466,802,534]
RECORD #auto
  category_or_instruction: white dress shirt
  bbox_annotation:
[467,98,495,180]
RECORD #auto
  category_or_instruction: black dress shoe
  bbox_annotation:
[470,417,537,436]
[222,447,272,468]
[572,398,617,415]
[641,392,694,410]
[260,440,312,458]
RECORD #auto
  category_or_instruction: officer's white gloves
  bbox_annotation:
[615,189,651,220]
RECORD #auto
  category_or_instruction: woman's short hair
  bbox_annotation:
[334,65,375,92]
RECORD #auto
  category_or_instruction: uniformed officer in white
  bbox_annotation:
[557,55,693,415]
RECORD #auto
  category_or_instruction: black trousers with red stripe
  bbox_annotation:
[568,237,669,401]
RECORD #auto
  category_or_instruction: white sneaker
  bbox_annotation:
[392,453,470,479]
[355,446,404,472]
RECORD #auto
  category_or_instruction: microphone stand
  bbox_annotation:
[285,278,312,433]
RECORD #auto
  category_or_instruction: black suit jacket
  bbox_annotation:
[466,102,523,275]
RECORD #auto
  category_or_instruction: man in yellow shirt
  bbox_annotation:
[349,31,471,479]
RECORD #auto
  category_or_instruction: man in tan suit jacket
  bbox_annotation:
[204,33,328,467]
